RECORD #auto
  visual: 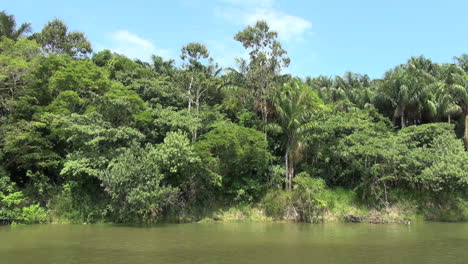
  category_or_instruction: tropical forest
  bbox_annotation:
[1,10,468,227]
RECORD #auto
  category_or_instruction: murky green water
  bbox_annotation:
[0,222,466,264]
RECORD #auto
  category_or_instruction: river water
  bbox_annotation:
[0,222,466,264]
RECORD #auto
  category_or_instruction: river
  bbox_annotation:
[0,222,466,263]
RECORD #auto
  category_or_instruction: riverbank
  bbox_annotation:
[43,187,467,225]
[1,187,462,226]
[187,188,468,224]
[13,201,468,226]
[192,206,416,224]
[174,200,468,225]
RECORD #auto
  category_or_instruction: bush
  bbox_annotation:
[1,188,48,224]
[263,173,330,222]
[99,141,179,223]
[20,204,47,224]
[209,206,272,223]
[48,183,83,223]
[292,173,328,222]
[262,190,291,218]
[0,191,24,224]
[195,122,271,203]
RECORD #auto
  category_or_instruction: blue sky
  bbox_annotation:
[4,0,468,78]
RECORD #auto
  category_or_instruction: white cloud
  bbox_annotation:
[244,9,312,41]
[215,0,312,41]
[206,39,249,69]
[108,30,171,61]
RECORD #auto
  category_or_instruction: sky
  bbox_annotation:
[4,0,468,79]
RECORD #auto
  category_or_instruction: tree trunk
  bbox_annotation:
[187,74,194,113]
[400,112,406,128]
[284,150,295,191]
[289,160,294,192]
[262,94,268,141]
[285,152,289,191]
[192,88,200,141]
[464,114,468,149]
[448,115,451,124]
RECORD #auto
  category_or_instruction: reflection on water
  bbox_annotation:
[0,222,466,264]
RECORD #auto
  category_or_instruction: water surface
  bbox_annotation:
[0,222,466,264]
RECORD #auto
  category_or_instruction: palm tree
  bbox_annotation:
[450,56,468,147]
[307,73,374,109]
[454,54,468,72]
[0,11,31,40]
[425,64,464,123]
[306,75,335,103]
[270,79,323,190]
[151,55,175,76]
[426,81,460,123]
[450,73,468,146]
[379,58,435,128]
[380,67,413,128]
[335,72,374,108]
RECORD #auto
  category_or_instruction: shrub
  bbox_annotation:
[195,122,270,203]
[292,173,328,222]
[262,190,291,219]
[20,204,47,224]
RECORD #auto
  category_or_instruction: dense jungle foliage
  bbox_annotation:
[0,11,467,224]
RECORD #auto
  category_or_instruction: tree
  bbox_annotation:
[455,54,468,72]
[195,122,270,202]
[426,81,460,123]
[181,42,209,114]
[180,42,220,139]
[270,79,323,191]
[96,82,151,127]
[91,49,112,67]
[234,20,290,135]
[450,72,468,146]
[153,131,209,204]
[320,72,374,108]
[378,57,434,128]
[34,19,92,58]
[129,76,186,108]
[151,55,175,76]
[220,58,249,102]
[99,142,178,223]
[303,104,393,188]
[152,106,201,142]
[2,120,59,174]
[52,112,145,222]
[419,133,468,194]
[0,37,40,113]
[48,59,110,100]
[0,11,31,41]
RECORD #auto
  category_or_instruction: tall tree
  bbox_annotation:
[450,56,468,147]
[0,11,31,41]
[0,38,40,113]
[308,72,374,108]
[270,79,323,191]
[180,42,209,114]
[455,54,468,72]
[426,64,463,123]
[151,55,175,77]
[451,73,468,146]
[234,20,290,136]
[426,81,460,123]
[180,42,219,139]
[378,57,434,128]
[33,19,92,58]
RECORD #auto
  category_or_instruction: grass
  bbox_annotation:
[198,206,273,223]
[46,186,468,224]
